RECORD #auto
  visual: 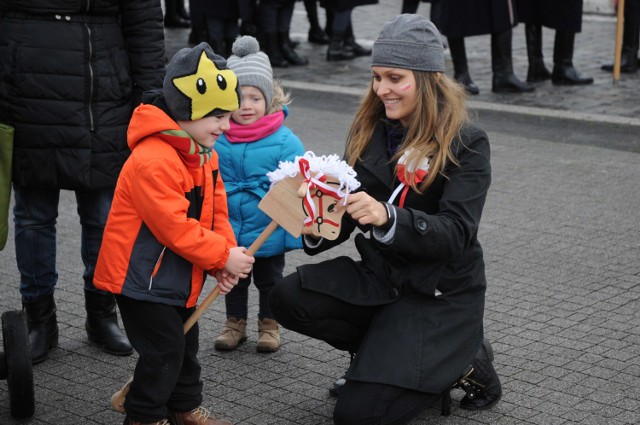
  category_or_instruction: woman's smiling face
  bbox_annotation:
[371,66,418,127]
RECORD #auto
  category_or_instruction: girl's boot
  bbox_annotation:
[257,318,280,352]
[214,317,248,351]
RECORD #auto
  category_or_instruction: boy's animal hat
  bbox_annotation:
[164,42,241,121]
[227,36,274,109]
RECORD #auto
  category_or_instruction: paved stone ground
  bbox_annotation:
[1,1,639,424]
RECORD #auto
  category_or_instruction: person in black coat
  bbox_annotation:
[601,0,639,73]
[269,14,501,424]
[438,0,533,94]
[0,0,166,365]
[517,0,593,85]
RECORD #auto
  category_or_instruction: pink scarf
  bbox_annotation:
[225,111,285,143]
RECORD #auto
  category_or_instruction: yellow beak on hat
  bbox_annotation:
[172,51,240,120]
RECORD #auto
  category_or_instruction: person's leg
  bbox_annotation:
[602,0,640,72]
[333,380,440,425]
[491,29,535,93]
[551,30,594,85]
[524,24,551,82]
[260,0,289,67]
[76,188,133,356]
[448,37,479,95]
[223,18,240,57]
[205,15,226,56]
[304,0,329,44]
[253,254,285,352]
[14,184,60,364]
[277,0,309,65]
[326,9,354,61]
[401,0,420,14]
[214,275,250,351]
[269,271,377,353]
[117,296,186,423]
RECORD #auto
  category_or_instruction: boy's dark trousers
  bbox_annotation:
[116,295,203,422]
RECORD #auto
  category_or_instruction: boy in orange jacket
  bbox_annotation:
[94,42,255,425]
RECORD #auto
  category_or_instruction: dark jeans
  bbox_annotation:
[269,272,438,425]
[225,254,284,321]
[259,0,295,34]
[116,295,203,422]
[13,184,113,302]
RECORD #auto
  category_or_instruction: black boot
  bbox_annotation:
[278,32,309,66]
[525,24,551,82]
[343,24,371,57]
[455,338,502,410]
[305,0,330,44]
[22,295,58,364]
[85,290,133,356]
[175,0,190,20]
[491,30,535,93]
[264,33,289,68]
[552,31,594,85]
[448,37,479,95]
[164,0,190,28]
[327,33,354,61]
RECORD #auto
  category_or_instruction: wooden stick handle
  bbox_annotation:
[182,220,279,333]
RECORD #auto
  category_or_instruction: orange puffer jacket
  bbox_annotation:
[94,104,236,308]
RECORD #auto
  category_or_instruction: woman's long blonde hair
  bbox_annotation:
[345,71,468,192]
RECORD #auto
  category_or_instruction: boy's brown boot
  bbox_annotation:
[256,318,280,353]
[214,317,247,351]
[168,406,232,425]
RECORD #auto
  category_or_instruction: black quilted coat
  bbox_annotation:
[0,0,165,190]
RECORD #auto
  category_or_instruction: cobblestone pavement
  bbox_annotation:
[0,1,639,424]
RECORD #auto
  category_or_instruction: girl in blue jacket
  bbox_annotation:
[214,36,305,352]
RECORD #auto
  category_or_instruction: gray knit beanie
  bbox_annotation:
[163,42,240,121]
[371,14,445,73]
[227,36,274,108]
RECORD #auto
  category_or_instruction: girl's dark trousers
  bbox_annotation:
[269,271,440,425]
[116,295,203,423]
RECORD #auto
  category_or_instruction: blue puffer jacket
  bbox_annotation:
[215,108,305,257]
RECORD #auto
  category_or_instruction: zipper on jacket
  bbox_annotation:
[149,247,167,290]
[84,23,95,131]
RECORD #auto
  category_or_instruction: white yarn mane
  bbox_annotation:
[267,151,361,195]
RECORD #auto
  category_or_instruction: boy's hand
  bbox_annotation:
[224,246,255,279]
[214,269,239,295]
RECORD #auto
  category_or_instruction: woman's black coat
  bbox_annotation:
[0,0,166,190]
[516,0,584,33]
[437,0,518,38]
[298,120,492,393]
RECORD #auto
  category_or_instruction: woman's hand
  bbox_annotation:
[342,191,389,227]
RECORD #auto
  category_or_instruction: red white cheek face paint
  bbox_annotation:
[401,84,412,91]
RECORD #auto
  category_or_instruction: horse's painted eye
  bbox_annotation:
[328,203,336,213]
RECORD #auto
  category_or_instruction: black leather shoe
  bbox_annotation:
[456,338,502,410]
[308,27,330,45]
[164,16,190,28]
[552,65,593,85]
[492,73,535,93]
